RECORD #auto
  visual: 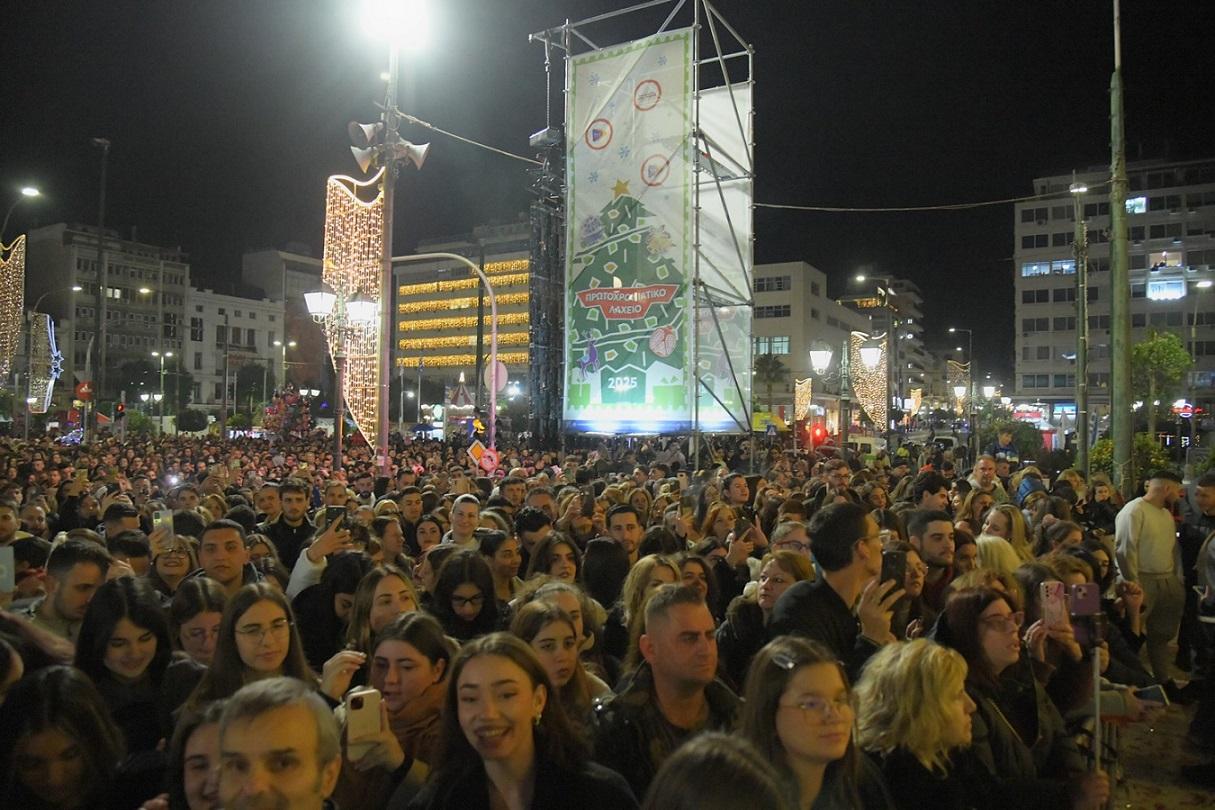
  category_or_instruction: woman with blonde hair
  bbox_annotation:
[854,639,982,806]
[607,554,680,669]
[981,503,1034,563]
[717,551,814,688]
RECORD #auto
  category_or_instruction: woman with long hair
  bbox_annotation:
[427,548,506,642]
[956,489,995,537]
[699,502,736,544]
[184,583,315,711]
[716,551,813,688]
[162,701,224,810]
[334,612,454,810]
[414,514,444,554]
[608,554,680,667]
[74,577,204,752]
[479,530,524,602]
[168,577,226,667]
[0,666,126,809]
[410,633,637,809]
[935,587,1107,809]
[525,532,582,583]
[739,637,892,809]
[345,563,420,660]
[981,503,1035,563]
[291,551,373,671]
[511,602,609,730]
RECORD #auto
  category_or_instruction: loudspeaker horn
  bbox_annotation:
[350,146,376,174]
[347,121,383,148]
[388,140,429,170]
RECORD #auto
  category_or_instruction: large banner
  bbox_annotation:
[564,29,694,433]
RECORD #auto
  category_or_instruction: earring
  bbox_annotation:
[534,712,542,727]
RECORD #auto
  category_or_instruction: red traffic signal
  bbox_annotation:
[115,402,126,418]
[810,424,827,446]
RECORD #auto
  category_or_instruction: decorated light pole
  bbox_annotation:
[307,287,377,473]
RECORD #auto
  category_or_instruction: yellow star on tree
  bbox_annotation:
[612,179,630,198]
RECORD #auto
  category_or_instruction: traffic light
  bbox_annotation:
[810,423,827,446]
[115,402,126,420]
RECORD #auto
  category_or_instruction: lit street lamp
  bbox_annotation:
[307,286,376,471]
[152,350,173,434]
[949,327,976,457]
[1,186,40,243]
[273,339,298,390]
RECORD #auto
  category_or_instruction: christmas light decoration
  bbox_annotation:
[322,171,384,443]
[794,378,813,420]
[27,312,63,414]
[396,312,529,332]
[397,350,528,368]
[947,359,970,414]
[0,236,26,379]
[396,272,529,298]
[397,292,530,314]
[849,331,887,429]
[484,259,529,274]
[398,331,528,351]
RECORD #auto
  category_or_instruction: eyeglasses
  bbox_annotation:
[234,618,292,641]
[774,540,810,553]
[184,626,220,642]
[979,611,1024,633]
[451,594,485,609]
[160,546,190,557]
[780,695,853,720]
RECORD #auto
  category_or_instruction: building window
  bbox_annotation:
[755,305,791,319]
[1052,317,1075,331]
[190,317,204,341]
[1021,262,1050,277]
[1037,346,1051,360]
[215,325,226,347]
[810,282,821,296]
[214,382,224,401]
[1051,232,1073,247]
[1052,288,1075,303]
[1022,289,1049,304]
[755,276,791,293]
[1052,259,1075,274]
[1053,374,1075,388]
[1021,234,1049,249]
[1132,313,1145,327]
[194,352,202,370]
[246,328,256,346]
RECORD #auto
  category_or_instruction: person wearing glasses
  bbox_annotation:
[184,583,316,712]
[716,551,814,689]
[427,548,508,642]
[145,525,198,599]
[933,587,1109,809]
[739,636,893,809]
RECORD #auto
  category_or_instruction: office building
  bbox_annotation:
[185,288,286,410]
[1013,158,1215,425]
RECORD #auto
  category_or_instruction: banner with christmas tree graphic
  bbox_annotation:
[564,29,694,433]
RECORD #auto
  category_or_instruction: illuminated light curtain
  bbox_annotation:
[947,359,970,414]
[0,236,26,379]
[909,387,923,418]
[848,331,887,429]
[794,378,813,420]
[322,171,385,442]
[27,313,63,414]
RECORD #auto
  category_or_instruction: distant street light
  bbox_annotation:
[2,185,41,243]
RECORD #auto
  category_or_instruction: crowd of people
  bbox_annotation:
[0,427,1212,809]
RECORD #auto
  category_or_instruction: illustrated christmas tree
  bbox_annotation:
[570,179,686,407]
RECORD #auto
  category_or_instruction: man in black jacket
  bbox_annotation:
[768,502,903,681]
[257,479,315,569]
[594,584,739,797]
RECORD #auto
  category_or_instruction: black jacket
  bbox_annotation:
[716,597,766,690]
[257,515,316,569]
[593,661,740,798]
[408,757,636,810]
[768,578,880,682]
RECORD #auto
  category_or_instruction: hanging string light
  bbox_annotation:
[396,312,529,332]
[397,331,529,351]
[947,358,970,414]
[397,292,529,314]
[322,171,384,442]
[397,350,528,368]
[27,312,63,414]
[849,330,887,429]
[0,236,26,379]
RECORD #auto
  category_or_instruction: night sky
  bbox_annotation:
[3,1,1214,382]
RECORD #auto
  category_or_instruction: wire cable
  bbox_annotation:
[395,110,543,167]
[755,180,1112,213]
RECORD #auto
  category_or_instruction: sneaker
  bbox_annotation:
[1180,762,1215,788]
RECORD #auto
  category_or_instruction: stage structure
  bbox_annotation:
[0,235,26,380]
[321,171,386,445]
[532,0,754,448]
[27,313,63,414]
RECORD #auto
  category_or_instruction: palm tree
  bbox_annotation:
[753,353,789,414]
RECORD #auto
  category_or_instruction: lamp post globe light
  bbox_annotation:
[308,286,377,472]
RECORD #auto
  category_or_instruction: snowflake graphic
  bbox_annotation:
[618,145,632,160]
[657,54,668,67]
[589,73,601,87]
[588,171,600,184]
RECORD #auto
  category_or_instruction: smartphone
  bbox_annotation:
[345,687,382,739]
[1133,684,1170,706]
[1040,581,1070,630]
[325,506,347,528]
[580,488,596,518]
[152,510,174,534]
[0,546,13,592]
[1068,582,1101,617]
[880,550,907,587]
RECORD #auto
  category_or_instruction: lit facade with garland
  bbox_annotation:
[393,222,532,378]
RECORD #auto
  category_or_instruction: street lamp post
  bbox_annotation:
[1070,176,1091,478]
[152,350,173,434]
[810,340,851,450]
[1,186,41,244]
[307,287,377,473]
[949,327,975,458]
[273,339,297,390]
